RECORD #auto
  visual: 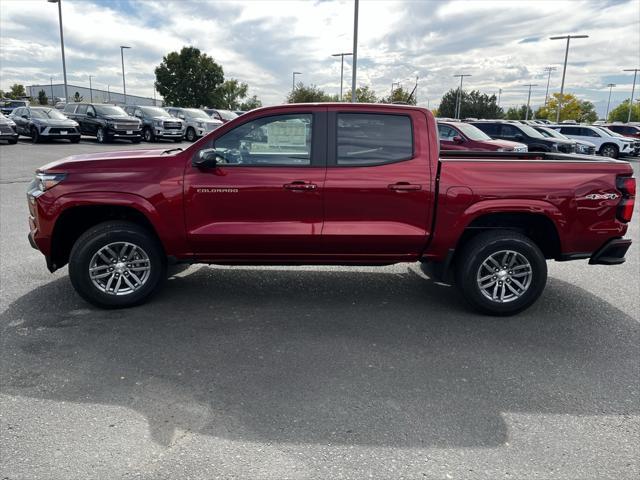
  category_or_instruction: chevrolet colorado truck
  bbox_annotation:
[27,104,636,315]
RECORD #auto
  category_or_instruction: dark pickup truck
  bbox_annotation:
[27,104,635,315]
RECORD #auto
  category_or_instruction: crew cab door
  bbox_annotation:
[183,109,327,259]
[322,108,433,260]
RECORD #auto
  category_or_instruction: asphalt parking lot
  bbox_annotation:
[1,138,639,480]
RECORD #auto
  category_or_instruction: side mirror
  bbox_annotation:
[453,135,464,144]
[178,114,185,120]
[87,110,95,118]
[22,114,28,119]
[192,148,219,169]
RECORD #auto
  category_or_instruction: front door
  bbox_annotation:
[183,109,327,260]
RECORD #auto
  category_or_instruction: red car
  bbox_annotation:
[602,123,640,139]
[27,104,635,315]
[438,120,528,152]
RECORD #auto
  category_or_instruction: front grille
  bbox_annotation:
[49,127,76,134]
[113,123,139,130]
[558,144,574,153]
[0,125,13,134]
[163,121,182,130]
[587,146,596,155]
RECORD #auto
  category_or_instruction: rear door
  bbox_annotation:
[183,108,327,259]
[322,108,433,260]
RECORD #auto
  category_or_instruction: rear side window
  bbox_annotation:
[336,113,412,165]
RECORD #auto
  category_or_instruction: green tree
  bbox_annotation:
[381,86,416,105]
[577,99,598,123]
[342,86,378,103]
[535,93,583,122]
[239,95,262,111]
[73,91,84,102]
[437,89,503,119]
[607,98,640,122]
[155,46,224,107]
[505,105,533,120]
[0,89,4,98]
[215,79,248,109]
[37,89,48,105]
[287,83,336,103]
[6,84,26,99]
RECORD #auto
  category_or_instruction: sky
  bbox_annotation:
[0,0,639,116]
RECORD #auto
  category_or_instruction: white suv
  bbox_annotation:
[551,125,632,158]
[164,107,223,142]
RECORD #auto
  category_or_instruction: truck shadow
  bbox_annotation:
[1,266,638,449]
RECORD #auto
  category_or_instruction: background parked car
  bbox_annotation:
[550,124,633,158]
[602,123,640,139]
[124,105,185,142]
[0,113,19,144]
[532,125,596,155]
[438,121,528,152]
[593,126,640,156]
[470,120,576,153]
[0,99,29,115]
[64,103,141,143]
[203,108,238,123]
[165,107,222,142]
[9,106,80,143]
[233,110,247,116]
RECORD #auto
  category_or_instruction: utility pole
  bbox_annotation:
[543,66,557,105]
[89,75,94,102]
[605,83,616,119]
[50,76,54,105]
[292,71,302,93]
[351,0,359,103]
[453,73,471,119]
[48,0,68,103]
[331,52,353,101]
[623,68,639,123]
[524,83,538,120]
[549,34,589,122]
[497,88,502,108]
[120,45,131,105]
[107,85,111,103]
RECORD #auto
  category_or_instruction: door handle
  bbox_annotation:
[284,181,317,191]
[388,182,422,191]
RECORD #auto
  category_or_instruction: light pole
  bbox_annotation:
[623,68,639,123]
[50,76,54,105]
[549,34,589,122]
[48,0,68,103]
[497,88,502,108]
[605,83,616,120]
[107,85,111,103]
[88,75,94,102]
[453,73,471,119]
[120,45,131,105]
[351,0,359,103]
[331,52,353,101]
[523,83,538,120]
[543,66,557,105]
[292,71,302,93]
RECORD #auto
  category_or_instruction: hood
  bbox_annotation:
[103,115,140,123]
[482,139,526,149]
[39,148,169,172]
[574,139,596,148]
[32,117,78,126]
[0,117,15,126]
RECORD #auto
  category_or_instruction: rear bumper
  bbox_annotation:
[589,238,632,265]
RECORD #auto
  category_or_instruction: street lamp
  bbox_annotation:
[47,0,68,103]
[107,85,111,103]
[331,52,353,101]
[523,83,538,120]
[453,73,471,119]
[543,66,557,105]
[88,75,94,102]
[292,71,302,93]
[549,34,589,122]
[605,83,616,120]
[120,45,131,105]
[623,68,639,123]
[497,88,502,108]
[50,76,54,105]
[351,0,359,103]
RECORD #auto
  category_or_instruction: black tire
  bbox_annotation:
[143,127,154,142]
[131,137,142,144]
[8,138,18,145]
[68,221,166,308]
[185,127,197,142]
[96,127,107,144]
[70,136,81,143]
[600,143,619,158]
[174,138,182,143]
[455,230,547,316]
[31,127,41,143]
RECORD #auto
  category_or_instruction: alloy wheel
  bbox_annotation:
[476,250,532,303]
[89,241,151,295]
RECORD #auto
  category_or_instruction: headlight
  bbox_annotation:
[30,172,66,198]
[107,121,116,128]
[496,148,506,152]
[196,121,204,128]
[551,143,560,152]
[154,120,163,127]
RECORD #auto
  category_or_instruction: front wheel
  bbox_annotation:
[68,221,166,308]
[455,230,547,316]
[143,127,154,142]
[185,127,197,142]
[96,127,107,144]
[31,127,41,143]
[600,144,619,158]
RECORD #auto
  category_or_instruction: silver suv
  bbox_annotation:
[124,105,185,142]
[164,107,223,142]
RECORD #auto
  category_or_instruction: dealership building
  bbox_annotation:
[26,83,159,106]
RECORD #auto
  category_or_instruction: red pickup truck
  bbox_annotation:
[27,104,635,315]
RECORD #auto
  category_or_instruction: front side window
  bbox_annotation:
[75,104,88,115]
[213,113,312,166]
[63,104,76,113]
[582,128,601,137]
[337,113,412,165]
[500,124,521,138]
[438,124,459,141]
[94,105,127,116]
[474,123,498,136]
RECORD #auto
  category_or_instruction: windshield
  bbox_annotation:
[455,123,491,141]
[536,126,565,139]
[518,124,545,138]
[2,100,27,108]
[30,108,67,120]
[141,106,171,117]
[218,110,238,121]
[94,105,128,116]
[184,109,210,119]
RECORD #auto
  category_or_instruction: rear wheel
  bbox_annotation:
[455,230,547,316]
[600,143,619,158]
[68,221,166,308]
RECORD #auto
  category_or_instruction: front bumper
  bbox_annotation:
[155,128,185,138]
[589,238,632,265]
[106,127,142,139]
